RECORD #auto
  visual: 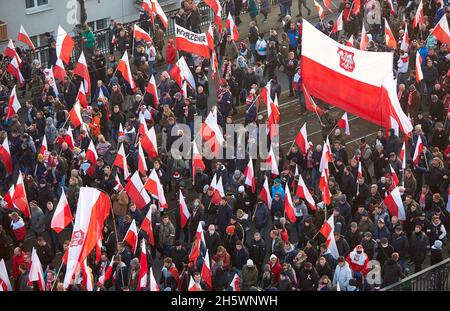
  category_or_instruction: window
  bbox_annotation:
[29,31,54,65]
[25,0,48,8]
[96,18,108,30]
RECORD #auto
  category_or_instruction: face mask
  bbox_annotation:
[194,201,199,207]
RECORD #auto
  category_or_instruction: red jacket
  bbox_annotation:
[166,44,177,65]
[270,259,282,284]
[12,252,25,279]
[346,250,370,276]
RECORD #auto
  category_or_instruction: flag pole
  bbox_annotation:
[51,261,64,291]
[423,149,429,170]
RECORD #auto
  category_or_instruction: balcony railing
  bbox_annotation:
[0,21,8,42]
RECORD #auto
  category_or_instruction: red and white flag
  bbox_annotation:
[301,20,412,136]
[123,219,138,254]
[169,56,196,89]
[412,0,424,28]
[125,171,151,210]
[145,75,159,108]
[244,158,255,193]
[97,259,113,286]
[38,135,47,155]
[142,0,169,29]
[206,24,215,51]
[384,18,397,49]
[18,25,35,50]
[137,142,148,176]
[192,141,206,180]
[63,187,111,289]
[296,174,316,210]
[313,0,325,20]
[149,267,159,291]
[140,126,158,159]
[200,107,225,157]
[0,259,12,291]
[302,83,324,116]
[175,24,210,58]
[318,215,339,259]
[118,123,125,141]
[284,184,297,223]
[117,51,137,92]
[114,174,123,192]
[319,138,332,177]
[4,40,21,64]
[188,276,199,291]
[295,123,309,155]
[204,0,223,33]
[144,169,168,209]
[69,101,83,128]
[352,0,361,14]
[360,23,369,50]
[265,143,279,177]
[226,13,239,41]
[73,52,91,94]
[0,136,13,175]
[6,85,22,120]
[28,248,45,291]
[332,11,344,34]
[53,58,67,81]
[114,143,131,179]
[12,172,30,219]
[346,35,354,47]
[201,249,212,289]
[430,14,450,44]
[210,174,225,205]
[230,273,241,291]
[400,25,410,51]
[412,135,424,165]
[134,24,152,43]
[141,209,155,247]
[384,187,406,221]
[389,164,399,188]
[179,190,190,229]
[357,160,363,178]
[51,189,73,233]
[268,95,280,139]
[415,51,424,83]
[6,57,24,84]
[319,168,331,205]
[86,139,98,166]
[323,0,333,12]
[66,126,75,149]
[260,176,272,210]
[259,80,272,106]
[337,112,351,135]
[400,142,406,169]
[56,25,74,65]
[76,84,88,108]
[137,240,148,290]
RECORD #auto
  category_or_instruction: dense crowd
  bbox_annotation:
[0,0,449,291]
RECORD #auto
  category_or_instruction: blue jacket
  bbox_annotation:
[271,184,285,200]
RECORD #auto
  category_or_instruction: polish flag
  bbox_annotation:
[53,58,67,81]
[400,25,409,51]
[346,35,354,47]
[337,112,351,135]
[323,0,333,12]
[313,0,325,20]
[175,24,210,58]
[144,267,158,291]
[150,0,169,29]
[144,169,168,209]
[352,0,361,14]
[113,174,123,191]
[0,259,12,291]
[260,176,272,210]
[357,160,363,178]
[141,208,155,247]
[268,95,280,139]
[207,24,215,51]
[259,80,272,107]
[226,13,239,41]
[63,187,111,289]
[244,158,255,193]
[331,11,343,34]
[415,51,423,83]
[319,139,332,177]
[412,0,424,28]
[4,40,21,64]
[134,24,152,43]
[210,174,225,205]
[204,0,223,33]
[265,143,279,177]
[51,189,73,233]
[387,0,395,14]
[141,126,158,158]
[230,274,241,291]
[117,51,137,92]
[137,142,148,176]
[86,139,98,166]
[56,25,74,65]
[12,172,30,219]
[6,57,24,84]
[123,219,138,254]
[201,249,212,289]
[66,126,75,149]
[125,171,151,210]
[145,75,159,108]
[6,85,22,120]
[28,248,45,291]
[384,187,406,221]
[319,168,331,205]
[389,164,399,188]
[4,185,14,209]
[169,56,196,89]
[80,259,93,291]
[18,25,35,50]
[0,136,13,175]
[360,23,369,50]
[192,141,206,180]
[188,276,200,291]
[430,14,450,44]
[384,18,397,49]
[118,123,125,141]
[301,20,412,136]
[76,84,88,108]
[97,260,113,286]
[318,215,339,259]
[114,143,131,179]
[137,240,148,290]
[73,52,91,94]
[400,142,406,169]
[295,123,309,155]
[296,174,316,210]
[284,184,297,223]
[200,107,225,157]
[412,135,423,165]
[179,190,190,229]
[138,116,149,137]
[302,83,324,116]
[69,101,82,128]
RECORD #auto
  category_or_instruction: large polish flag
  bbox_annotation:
[0,259,12,291]
[301,20,412,135]
[63,187,111,289]
[56,25,75,65]
[125,171,151,210]
[51,189,73,233]
[73,52,91,94]
[384,187,406,221]
[175,24,210,58]
[430,14,450,44]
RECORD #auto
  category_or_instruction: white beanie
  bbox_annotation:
[270,254,277,261]
[246,259,254,267]
[238,185,245,193]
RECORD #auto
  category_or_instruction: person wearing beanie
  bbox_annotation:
[409,223,429,273]
[298,261,319,291]
[268,254,282,286]
[241,258,259,291]
[430,240,444,266]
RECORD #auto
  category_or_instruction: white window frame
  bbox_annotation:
[25,0,53,15]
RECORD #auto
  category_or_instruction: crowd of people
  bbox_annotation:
[0,0,449,291]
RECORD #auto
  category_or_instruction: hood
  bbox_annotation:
[46,117,54,126]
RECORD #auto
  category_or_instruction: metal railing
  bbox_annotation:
[381,258,450,291]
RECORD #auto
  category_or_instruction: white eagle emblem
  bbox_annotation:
[337,48,355,72]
